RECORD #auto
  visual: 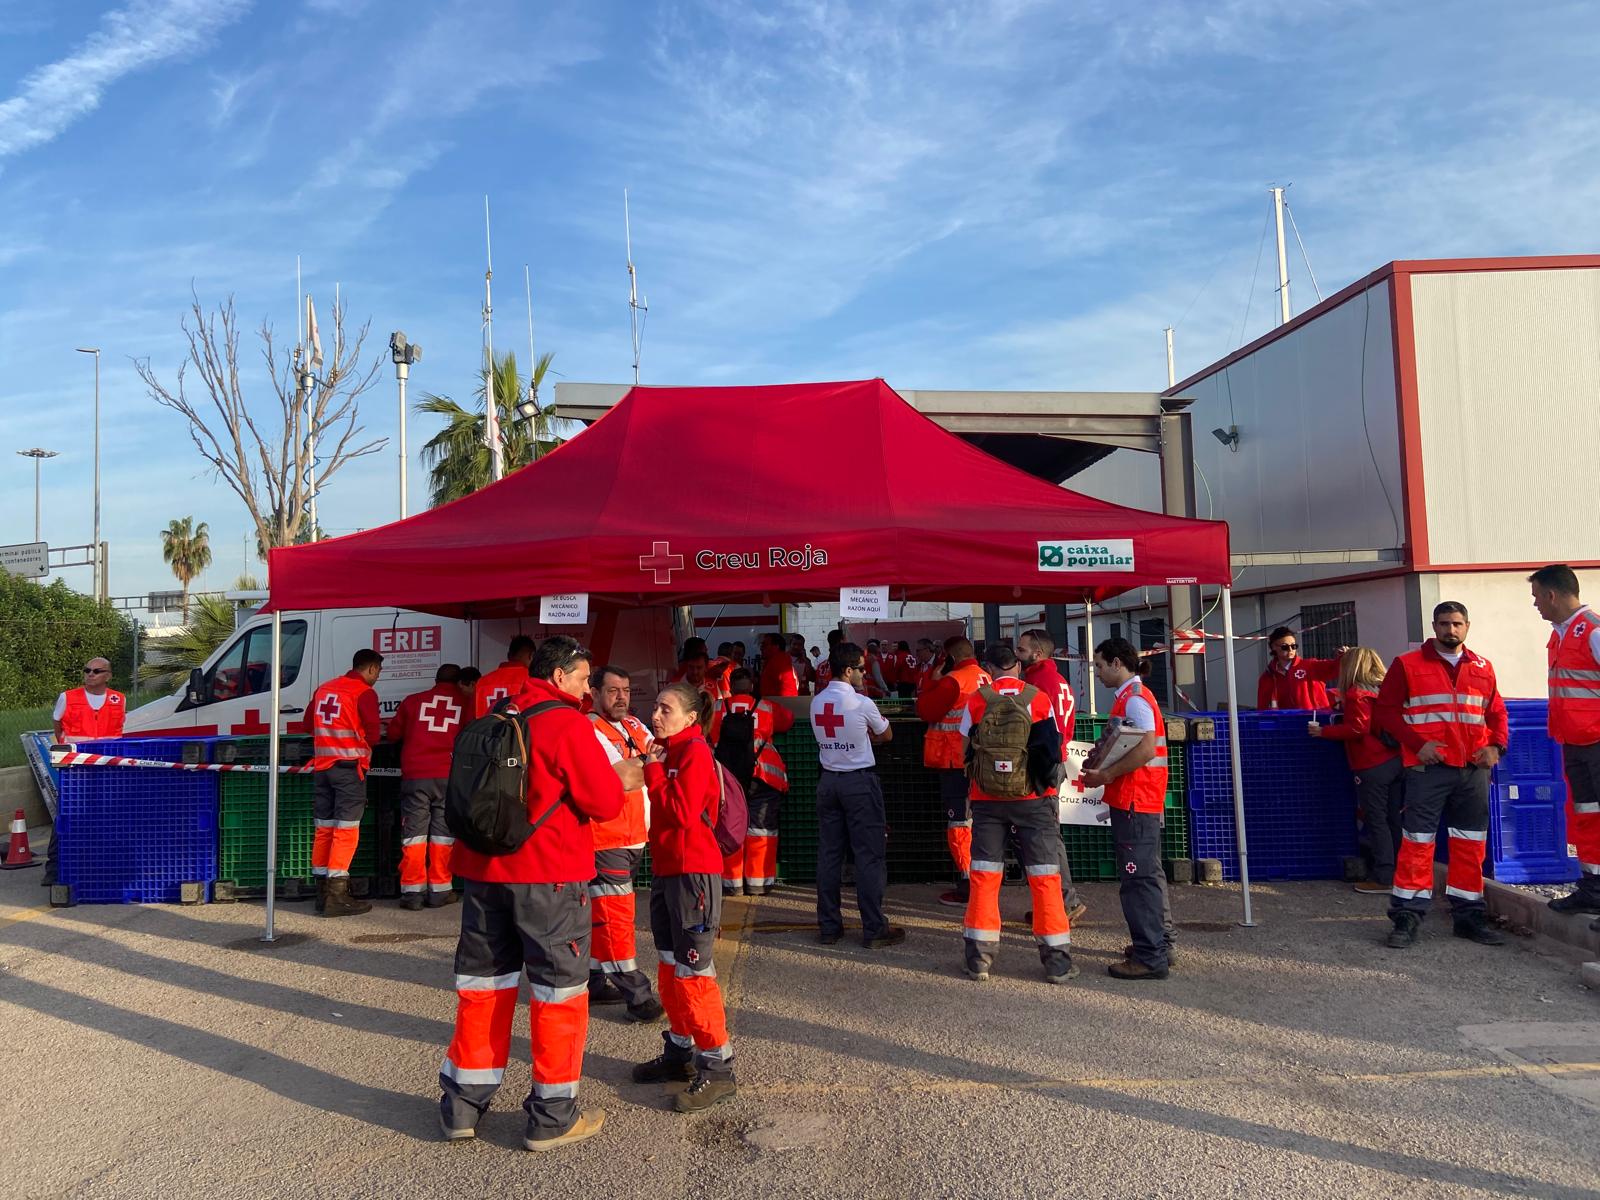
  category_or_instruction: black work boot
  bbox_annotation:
[626,997,666,1023]
[315,876,328,914]
[589,973,626,1006]
[427,889,460,908]
[321,877,372,918]
[632,1032,695,1083]
[1547,891,1600,915]
[1452,912,1505,946]
[399,893,425,911]
[673,1071,737,1113]
[1386,910,1420,949]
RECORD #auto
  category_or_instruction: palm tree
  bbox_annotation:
[137,593,237,694]
[160,517,212,619]
[416,349,564,507]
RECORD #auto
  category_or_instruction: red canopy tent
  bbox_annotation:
[265,379,1230,613]
[256,381,1256,938]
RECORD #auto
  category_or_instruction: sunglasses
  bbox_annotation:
[83,667,108,675]
[1274,643,1297,651]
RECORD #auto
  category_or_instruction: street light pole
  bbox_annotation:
[389,333,422,520]
[75,348,101,601]
[17,448,59,541]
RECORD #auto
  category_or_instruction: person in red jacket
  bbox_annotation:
[1256,627,1341,710]
[1017,629,1085,921]
[1531,564,1600,921]
[1375,603,1509,950]
[709,668,794,895]
[473,635,535,718]
[787,633,814,695]
[1310,648,1403,893]
[310,649,384,918]
[386,664,465,911]
[758,632,798,698]
[631,682,737,1114]
[957,646,1073,985]
[439,637,625,1151]
[586,664,663,1023]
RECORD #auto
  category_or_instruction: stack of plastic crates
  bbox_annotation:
[774,723,820,884]
[1487,699,1577,883]
[876,720,949,884]
[55,737,220,904]
[1060,715,1189,880]
[1185,710,1355,880]
[214,736,377,900]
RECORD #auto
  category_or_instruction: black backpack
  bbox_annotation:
[714,705,759,793]
[445,699,564,856]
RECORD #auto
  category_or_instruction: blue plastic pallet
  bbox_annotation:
[56,761,219,904]
[75,736,226,764]
[1185,711,1358,880]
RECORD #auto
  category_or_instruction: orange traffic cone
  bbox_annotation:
[1,809,37,870]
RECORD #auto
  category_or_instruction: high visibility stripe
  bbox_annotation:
[701,1042,733,1062]
[314,819,335,828]
[1447,827,1487,842]
[948,819,973,829]
[428,882,453,892]
[456,971,520,992]
[1551,668,1600,680]
[1404,693,1487,708]
[963,927,1001,942]
[1025,863,1060,877]
[598,958,639,973]
[312,865,328,876]
[747,875,775,886]
[400,883,425,893]
[1445,885,1484,901]
[668,1031,694,1049]
[331,820,360,829]
[675,962,717,979]
[312,727,366,739]
[326,868,349,878]
[1576,802,1600,815]
[971,860,1005,873]
[401,835,426,847]
[1581,862,1600,875]
[439,1060,505,1085]
[1037,931,1073,947]
[1551,688,1600,699]
[530,982,587,1004]
[587,880,633,897]
[1403,712,1486,725]
[430,835,455,846]
[1402,830,1437,844]
[658,950,677,965]
[532,1081,578,1098]
[1390,886,1432,900]
[747,827,780,837]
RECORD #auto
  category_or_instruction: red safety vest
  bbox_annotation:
[923,660,992,769]
[716,696,790,793]
[589,713,651,851]
[1548,607,1600,746]
[311,674,375,776]
[1392,647,1498,768]
[1103,680,1168,814]
[59,688,125,739]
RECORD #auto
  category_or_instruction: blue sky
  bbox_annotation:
[2,0,1597,604]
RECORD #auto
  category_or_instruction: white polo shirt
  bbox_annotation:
[809,681,888,771]
[1114,677,1157,733]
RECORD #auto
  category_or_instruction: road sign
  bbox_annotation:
[0,541,47,578]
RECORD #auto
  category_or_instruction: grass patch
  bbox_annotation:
[0,706,53,768]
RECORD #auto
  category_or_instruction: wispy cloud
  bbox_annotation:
[0,0,251,159]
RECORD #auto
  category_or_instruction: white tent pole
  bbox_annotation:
[1220,585,1254,926]
[1083,598,1096,714]
[263,609,282,943]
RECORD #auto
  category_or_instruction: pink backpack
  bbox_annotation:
[709,761,748,856]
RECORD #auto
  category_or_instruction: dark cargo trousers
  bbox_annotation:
[1355,756,1405,886]
[1111,806,1169,971]
[816,768,890,942]
[439,880,591,1136]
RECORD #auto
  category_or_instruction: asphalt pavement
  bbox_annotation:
[2,839,1597,1200]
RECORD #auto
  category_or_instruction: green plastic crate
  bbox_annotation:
[216,768,379,895]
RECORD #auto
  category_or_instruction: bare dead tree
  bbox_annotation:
[136,291,386,555]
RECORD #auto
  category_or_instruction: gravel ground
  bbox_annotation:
[2,851,1598,1200]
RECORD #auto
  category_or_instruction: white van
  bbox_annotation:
[123,605,682,738]
[124,608,474,737]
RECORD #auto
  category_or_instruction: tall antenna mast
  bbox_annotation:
[483,196,503,482]
[1271,185,1291,326]
[525,264,537,411]
[625,189,647,385]
[1164,326,1176,388]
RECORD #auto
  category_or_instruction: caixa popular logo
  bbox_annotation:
[1037,539,1135,572]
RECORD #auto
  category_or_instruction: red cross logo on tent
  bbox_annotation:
[814,704,844,738]
[639,541,685,584]
[419,694,461,733]
[317,693,342,724]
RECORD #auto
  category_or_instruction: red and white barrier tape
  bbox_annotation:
[49,751,400,777]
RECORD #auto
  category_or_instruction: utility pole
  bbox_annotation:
[17,448,58,541]
[1271,186,1291,326]
[1164,327,1176,388]
[75,347,101,600]
[625,189,647,385]
[483,196,503,482]
[390,332,422,518]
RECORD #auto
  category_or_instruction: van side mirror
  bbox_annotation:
[186,668,206,707]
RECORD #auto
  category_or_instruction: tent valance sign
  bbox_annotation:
[257,380,1253,941]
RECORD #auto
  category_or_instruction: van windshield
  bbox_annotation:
[202,620,307,703]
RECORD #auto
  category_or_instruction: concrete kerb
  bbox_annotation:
[0,766,47,829]
[1436,863,1600,988]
